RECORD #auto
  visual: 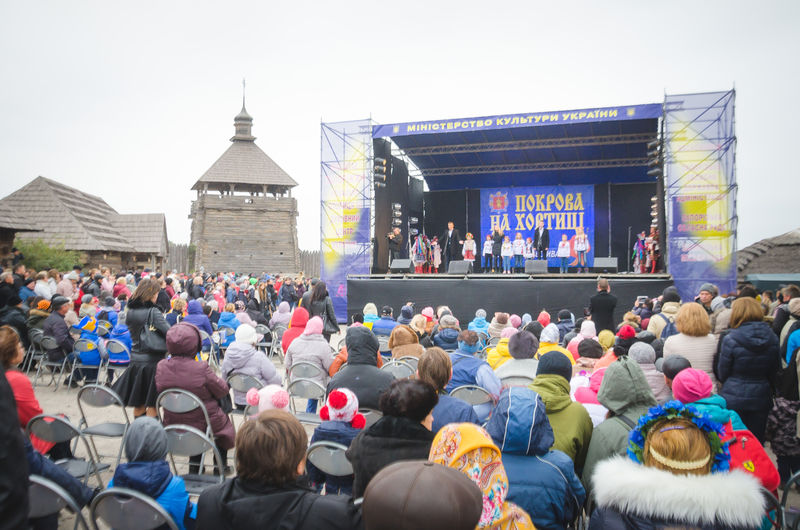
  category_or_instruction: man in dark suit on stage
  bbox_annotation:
[387,227,404,263]
[439,221,462,273]
[588,277,618,333]
[534,219,550,260]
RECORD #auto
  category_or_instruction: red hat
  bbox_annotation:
[616,324,636,340]
[320,388,365,429]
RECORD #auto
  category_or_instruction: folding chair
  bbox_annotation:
[449,385,494,406]
[337,337,346,350]
[26,414,109,487]
[270,325,287,362]
[91,487,178,530]
[226,373,263,421]
[475,348,488,361]
[443,349,456,353]
[379,359,415,379]
[396,356,419,369]
[377,335,390,355]
[77,384,130,468]
[33,336,69,389]
[288,361,326,381]
[360,408,383,428]
[163,425,224,496]
[218,326,236,353]
[95,320,112,338]
[198,330,219,369]
[24,327,45,374]
[487,336,501,348]
[255,324,271,353]
[500,375,534,387]
[65,338,107,389]
[306,441,353,477]
[477,331,489,343]
[105,339,131,381]
[29,474,91,530]
[762,487,783,530]
[156,388,213,437]
[287,378,326,426]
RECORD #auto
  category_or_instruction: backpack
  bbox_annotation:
[97,310,109,322]
[657,312,678,340]
[721,424,780,492]
[777,347,800,401]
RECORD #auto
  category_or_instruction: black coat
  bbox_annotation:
[718,321,780,413]
[328,327,394,411]
[0,306,29,347]
[42,311,74,361]
[491,231,504,255]
[196,477,362,530]
[155,289,171,313]
[589,291,618,333]
[773,304,792,336]
[125,301,170,354]
[439,228,462,260]
[310,297,338,334]
[346,416,436,497]
[0,365,29,529]
[534,226,550,251]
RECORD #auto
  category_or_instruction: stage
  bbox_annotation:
[347,273,673,327]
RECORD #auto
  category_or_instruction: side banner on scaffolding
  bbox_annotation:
[320,120,373,322]
[664,91,737,302]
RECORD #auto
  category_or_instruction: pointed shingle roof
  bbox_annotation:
[112,213,168,257]
[0,202,41,232]
[737,227,800,276]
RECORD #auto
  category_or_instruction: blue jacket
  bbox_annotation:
[110,460,196,530]
[468,317,489,336]
[216,312,240,347]
[371,316,398,337]
[306,420,362,495]
[718,321,780,413]
[109,324,132,361]
[96,308,118,329]
[485,387,585,529]
[25,436,94,508]
[181,300,213,348]
[556,320,573,344]
[18,285,35,302]
[445,352,485,393]
[76,329,106,365]
[431,394,480,433]
[432,328,459,350]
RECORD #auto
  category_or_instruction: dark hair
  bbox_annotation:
[737,285,758,299]
[508,331,538,359]
[311,281,328,304]
[577,339,604,359]
[235,410,307,485]
[522,321,543,340]
[351,312,364,324]
[662,355,692,380]
[129,278,161,307]
[0,326,21,369]
[379,379,438,422]
[456,330,479,346]
[202,304,212,316]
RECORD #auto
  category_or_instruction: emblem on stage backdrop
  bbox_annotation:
[489,191,508,213]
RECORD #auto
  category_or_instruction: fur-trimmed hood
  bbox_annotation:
[592,456,764,528]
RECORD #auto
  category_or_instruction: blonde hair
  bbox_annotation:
[224,303,236,313]
[675,303,711,337]
[410,315,427,334]
[729,297,764,329]
[172,298,187,312]
[643,418,712,476]
[623,312,641,326]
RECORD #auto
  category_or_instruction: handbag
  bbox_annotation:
[218,393,233,414]
[139,308,167,354]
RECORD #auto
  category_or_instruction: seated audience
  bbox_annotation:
[432,315,460,350]
[371,305,399,337]
[536,323,575,364]
[661,354,692,390]
[196,410,361,529]
[166,298,186,326]
[27,299,51,330]
[109,417,196,530]
[572,366,609,427]
[245,385,290,417]
[268,300,291,329]
[493,330,540,382]
[486,326,518,369]
[417,347,479,432]
[328,326,394,410]
[445,330,501,420]
[221,324,281,409]
[285,316,334,413]
[216,304,240,347]
[429,423,534,529]
[409,314,433,347]
[528,352,593,470]
[181,300,213,348]
[572,337,604,376]
[346,379,438,497]
[486,388,586,528]
[281,307,309,353]
[388,324,425,359]
[566,320,597,359]
[488,312,510,338]
[555,309,574,343]
[629,342,671,403]
[468,308,490,336]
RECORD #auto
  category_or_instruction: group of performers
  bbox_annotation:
[632,227,661,273]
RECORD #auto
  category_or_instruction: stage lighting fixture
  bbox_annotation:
[408,216,419,224]
[392,203,402,210]
[647,149,659,158]
[391,218,403,227]
[409,228,419,236]
[374,157,388,187]
[375,182,386,188]
[647,139,659,149]
[647,158,660,167]
[647,167,662,176]
[651,196,657,202]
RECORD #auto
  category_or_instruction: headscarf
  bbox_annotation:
[597,329,615,351]
[429,423,534,530]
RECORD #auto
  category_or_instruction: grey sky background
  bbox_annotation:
[1,1,797,251]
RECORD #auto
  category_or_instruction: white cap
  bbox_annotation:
[234,324,257,345]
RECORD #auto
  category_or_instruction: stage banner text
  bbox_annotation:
[479,185,594,268]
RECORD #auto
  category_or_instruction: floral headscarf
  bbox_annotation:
[429,423,533,530]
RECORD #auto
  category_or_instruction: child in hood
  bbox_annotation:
[306,388,366,495]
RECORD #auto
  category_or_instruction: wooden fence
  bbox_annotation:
[299,250,320,278]
[166,242,190,273]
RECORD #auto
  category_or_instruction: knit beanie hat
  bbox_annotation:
[500,327,518,339]
[662,286,681,304]
[303,316,324,335]
[698,283,717,296]
[521,313,532,325]
[475,308,487,320]
[82,294,94,305]
[50,295,70,311]
[579,320,597,339]
[537,310,551,327]
[37,300,51,311]
[536,351,573,382]
[558,309,571,321]
[509,314,522,329]
[421,306,435,321]
[319,388,365,429]
[614,324,637,356]
[578,338,604,359]
[235,324,257,345]
[629,342,656,365]
[788,298,800,317]
[508,330,539,359]
[672,368,713,404]
[439,315,459,329]
[522,321,543,340]
[246,385,290,414]
[540,323,560,344]
[495,312,508,325]
[400,305,414,320]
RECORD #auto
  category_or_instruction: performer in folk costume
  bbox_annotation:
[462,232,476,266]
[633,231,647,274]
[431,236,442,273]
[574,226,589,273]
[646,227,660,273]
[412,234,431,274]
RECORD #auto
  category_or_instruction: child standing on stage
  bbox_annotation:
[524,236,534,266]
[461,232,476,269]
[501,236,514,274]
[431,236,442,273]
[512,233,525,273]
[557,234,571,273]
[574,226,589,273]
[482,234,493,273]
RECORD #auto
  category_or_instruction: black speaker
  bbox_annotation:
[525,260,548,274]
[593,257,618,272]
[389,259,414,273]
[447,260,473,274]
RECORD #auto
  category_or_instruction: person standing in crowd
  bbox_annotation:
[534,218,550,260]
[647,286,681,339]
[695,282,717,314]
[774,285,800,336]
[717,297,780,441]
[285,317,333,414]
[491,224,504,273]
[439,221,462,273]
[588,277,617,333]
[308,281,338,342]
[663,302,719,390]
[387,227,404,263]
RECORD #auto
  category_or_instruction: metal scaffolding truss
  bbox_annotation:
[401,132,656,156]
[421,157,649,177]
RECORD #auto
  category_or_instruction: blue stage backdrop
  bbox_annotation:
[479,185,594,268]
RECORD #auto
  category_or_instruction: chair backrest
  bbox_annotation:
[163,424,224,482]
[96,325,109,337]
[487,337,501,347]
[41,335,59,351]
[287,378,326,401]
[289,361,325,380]
[73,338,97,354]
[105,339,131,357]
[449,385,494,406]
[29,475,90,529]
[360,408,383,428]
[255,324,270,335]
[26,414,80,444]
[28,328,44,348]
[198,330,212,350]
[227,373,264,394]
[97,319,113,331]
[272,325,288,339]
[761,487,783,530]
[337,337,346,350]
[156,388,212,435]
[306,441,353,476]
[379,360,415,379]
[219,326,235,338]
[377,336,390,352]
[477,331,489,342]
[500,375,534,387]
[78,383,128,409]
[91,487,178,530]
[396,356,419,369]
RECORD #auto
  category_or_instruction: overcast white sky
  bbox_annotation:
[1,1,797,250]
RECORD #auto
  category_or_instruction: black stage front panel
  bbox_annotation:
[348,277,673,329]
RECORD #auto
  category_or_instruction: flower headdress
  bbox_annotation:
[627,400,730,473]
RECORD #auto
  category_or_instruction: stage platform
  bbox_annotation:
[347,273,673,327]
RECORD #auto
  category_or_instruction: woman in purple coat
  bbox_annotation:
[156,322,236,473]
